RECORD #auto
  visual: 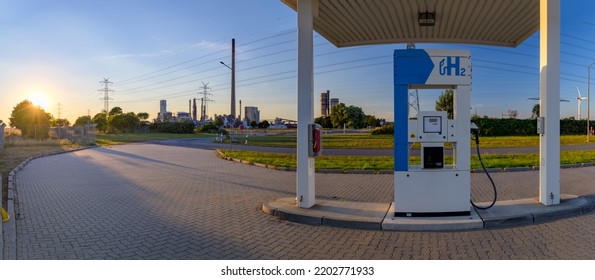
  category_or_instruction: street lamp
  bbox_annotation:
[220,39,236,149]
[220,38,236,120]
[220,60,234,150]
[219,61,231,69]
[588,62,595,142]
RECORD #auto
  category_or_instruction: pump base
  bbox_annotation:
[394,211,471,217]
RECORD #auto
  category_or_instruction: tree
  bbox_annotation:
[51,118,70,127]
[9,100,51,139]
[109,112,140,133]
[346,105,366,129]
[314,116,332,129]
[435,89,454,119]
[330,103,367,129]
[507,109,518,119]
[330,103,349,128]
[92,112,108,132]
[109,106,123,116]
[365,115,379,128]
[531,104,540,119]
[250,120,258,128]
[213,115,224,127]
[74,115,92,126]
[137,112,149,120]
[258,120,270,129]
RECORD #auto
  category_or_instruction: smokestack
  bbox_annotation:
[231,38,236,119]
[192,98,197,121]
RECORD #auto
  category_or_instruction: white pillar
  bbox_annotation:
[0,122,5,152]
[296,0,315,208]
[539,0,560,205]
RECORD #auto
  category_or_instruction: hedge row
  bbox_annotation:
[472,117,590,136]
[149,122,195,134]
[372,118,591,136]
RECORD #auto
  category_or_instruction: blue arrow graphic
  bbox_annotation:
[394,49,435,85]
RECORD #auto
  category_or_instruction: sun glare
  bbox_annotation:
[29,93,50,110]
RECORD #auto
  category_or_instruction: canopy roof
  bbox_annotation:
[282,0,539,47]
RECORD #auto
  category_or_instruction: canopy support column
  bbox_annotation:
[296,0,315,208]
[539,0,560,206]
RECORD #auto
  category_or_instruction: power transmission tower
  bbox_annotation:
[409,89,420,118]
[199,82,214,122]
[98,78,114,118]
[57,103,62,119]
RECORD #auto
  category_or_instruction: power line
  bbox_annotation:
[99,29,593,119]
[114,29,298,86]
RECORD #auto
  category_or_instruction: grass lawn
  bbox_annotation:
[474,135,595,148]
[237,134,595,149]
[218,149,595,171]
[242,134,393,149]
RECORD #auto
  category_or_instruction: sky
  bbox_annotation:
[1,0,594,125]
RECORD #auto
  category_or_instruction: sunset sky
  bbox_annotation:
[1,0,594,124]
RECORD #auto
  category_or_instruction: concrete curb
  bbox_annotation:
[263,197,390,230]
[262,194,595,232]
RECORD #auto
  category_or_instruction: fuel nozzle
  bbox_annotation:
[470,122,479,145]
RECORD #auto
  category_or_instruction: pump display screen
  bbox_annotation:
[423,116,442,133]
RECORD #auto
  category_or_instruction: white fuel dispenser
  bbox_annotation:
[394,49,472,216]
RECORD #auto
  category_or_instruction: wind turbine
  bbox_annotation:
[577,86,588,120]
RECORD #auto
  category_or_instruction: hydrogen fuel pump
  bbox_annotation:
[394,49,472,216]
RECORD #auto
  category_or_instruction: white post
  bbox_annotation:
[296,0,315,208]
[539,0,560,205]
[0,121,5,152]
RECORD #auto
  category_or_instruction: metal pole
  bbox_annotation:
[231,38,236,119]
[589,62,594,142]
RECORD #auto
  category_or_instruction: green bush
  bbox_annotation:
[471,117,588,136]
[370,123,394,135]
[196,123,226,134]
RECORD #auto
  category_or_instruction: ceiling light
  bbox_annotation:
[418,11,436,26]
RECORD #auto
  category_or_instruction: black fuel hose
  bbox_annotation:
[470,134,498,210]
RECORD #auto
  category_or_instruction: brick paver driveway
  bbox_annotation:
[11,143,595,259]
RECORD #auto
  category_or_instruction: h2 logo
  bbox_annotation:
[439,57,466,76]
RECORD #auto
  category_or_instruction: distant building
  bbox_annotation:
[157,100,175,122]
[157,111,173,122]
[330,98,339,111]
[244,106,260,124]
[177,112,192,122]
[159,100,167,121]
[320,90,330,117]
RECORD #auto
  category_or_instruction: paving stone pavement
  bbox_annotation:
[9,143,595,259]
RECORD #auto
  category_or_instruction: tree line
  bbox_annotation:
[315,103,385,129]
[7,99,154,138]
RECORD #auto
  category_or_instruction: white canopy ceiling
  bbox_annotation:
[282,0,540,47]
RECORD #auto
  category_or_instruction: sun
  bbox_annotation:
[29,93,50,110]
